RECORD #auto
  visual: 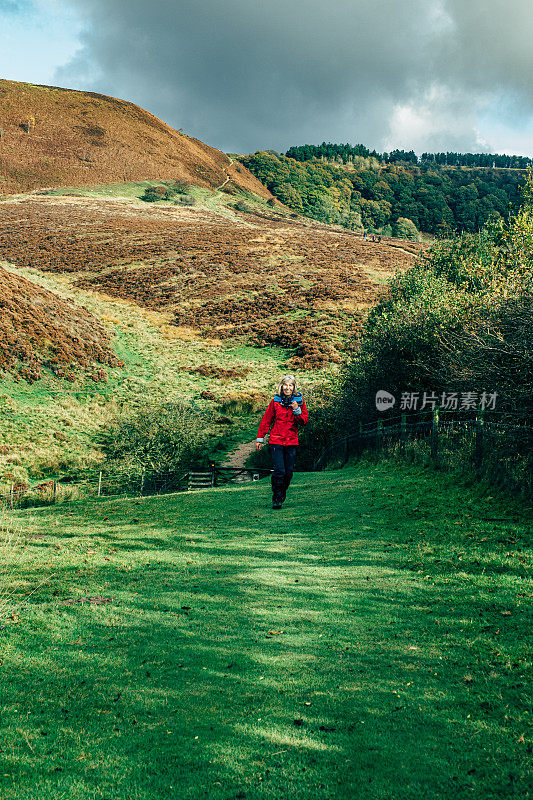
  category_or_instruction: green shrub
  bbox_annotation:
[98,402,210,493]
[321,174,533,493]
[234,200,252,213]
[141,185,177,202]
[170,180,189,194]
[393,217,419,240]
[173,195,196,206]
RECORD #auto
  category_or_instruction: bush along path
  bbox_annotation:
[0,461,531,800]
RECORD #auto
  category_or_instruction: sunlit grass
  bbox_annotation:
[0,462,530,799]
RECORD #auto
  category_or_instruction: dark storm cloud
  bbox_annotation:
[439,0,533,111]
[54,0,533,154]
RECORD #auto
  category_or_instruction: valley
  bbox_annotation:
[0,183,420,485]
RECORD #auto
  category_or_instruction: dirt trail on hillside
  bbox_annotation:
[221,440,256,468]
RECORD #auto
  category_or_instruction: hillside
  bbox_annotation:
[0,184,422,483]
[0,190,421,371]
[0,79,271,198]
[0,264,123,382]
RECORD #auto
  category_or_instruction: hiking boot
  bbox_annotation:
[280,475,291,504]
[271,475,285,509]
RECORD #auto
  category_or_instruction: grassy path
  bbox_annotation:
[0,463,531,799]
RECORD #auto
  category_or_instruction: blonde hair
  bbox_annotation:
[278,374,298,396]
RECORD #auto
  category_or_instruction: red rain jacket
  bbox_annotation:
[257,395,309,446]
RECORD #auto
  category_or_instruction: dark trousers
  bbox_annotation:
[270,444,297,498]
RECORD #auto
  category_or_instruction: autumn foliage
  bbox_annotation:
[0,265,123,382]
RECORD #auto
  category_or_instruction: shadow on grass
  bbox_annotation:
[1,469,531,800]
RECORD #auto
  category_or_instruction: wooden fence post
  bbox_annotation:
[211,463,216,487]
[400,414,407,454]
[139,468,145,497]
[431,407,439,460]
[474,411,484,472]
[376,420,383,452]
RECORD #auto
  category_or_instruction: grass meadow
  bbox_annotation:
[0,461,531,799]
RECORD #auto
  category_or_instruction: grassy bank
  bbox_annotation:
[0,463,531,799]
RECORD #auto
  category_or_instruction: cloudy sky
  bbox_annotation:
[1,0,532,156]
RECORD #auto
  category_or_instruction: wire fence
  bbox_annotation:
[0,464,273,510]
[2,410,531,508]
[313,409,533,497]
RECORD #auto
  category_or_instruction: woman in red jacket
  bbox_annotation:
[256,375,308,509]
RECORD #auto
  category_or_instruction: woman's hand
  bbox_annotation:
[290,401,299,410]
[256,442,262,451]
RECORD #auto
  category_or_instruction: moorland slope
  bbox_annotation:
[0,264,123,382]
[0,190,421,371]
[0,79,271,198]
[0,186,422,482]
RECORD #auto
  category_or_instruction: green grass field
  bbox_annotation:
[1,461,531,799]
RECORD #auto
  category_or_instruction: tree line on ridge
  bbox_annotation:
[240,143,530,238]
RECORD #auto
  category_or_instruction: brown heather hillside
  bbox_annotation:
[0,265,123,382]
[0,193,422,372]
[0,79,271,198]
